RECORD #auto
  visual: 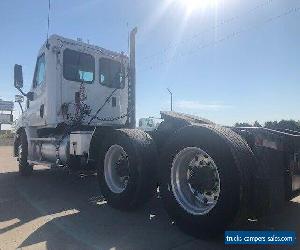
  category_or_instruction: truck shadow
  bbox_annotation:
[0,168,194,250]
[0,168,300,250]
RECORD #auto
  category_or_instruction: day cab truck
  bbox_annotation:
[12,28,300,237]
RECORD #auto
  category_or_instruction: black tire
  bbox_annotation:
[17,131,33,176]
[159,124,255,237]
[152,120,190,154]
[97,129,158,210]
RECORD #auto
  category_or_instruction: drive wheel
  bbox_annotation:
[17,131,33,176]
[97,129,157,210]
[160,124,255,237]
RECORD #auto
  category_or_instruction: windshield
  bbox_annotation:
[63,49,95,83]
[33,54,45,88]
[99,58,124,89]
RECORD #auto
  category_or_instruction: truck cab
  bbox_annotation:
[16,35,131,129]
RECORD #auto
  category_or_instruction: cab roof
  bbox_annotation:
[41,34,128,59]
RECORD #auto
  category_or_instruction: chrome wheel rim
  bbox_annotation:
[104,145,130,194]
[171,147,220,215]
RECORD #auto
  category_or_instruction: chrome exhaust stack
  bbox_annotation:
[128,27,137,128]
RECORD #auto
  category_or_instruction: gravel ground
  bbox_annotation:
[0,146,299,250]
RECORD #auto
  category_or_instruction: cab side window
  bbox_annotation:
[99,58,124,89]
[63,49,95,83]
[33,54,46,88]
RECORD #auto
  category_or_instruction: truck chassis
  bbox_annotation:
[13,111,300,237]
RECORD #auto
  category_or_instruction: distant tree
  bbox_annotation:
[264,121,278,130]
[253,121,262,127]
[264,120,300,132]
[234,122,252,127]
[234,119,300,132]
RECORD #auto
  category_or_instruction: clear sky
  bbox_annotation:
[0,0,299,127]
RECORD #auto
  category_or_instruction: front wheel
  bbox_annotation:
[97,129,158,210]
[17,131,33,176]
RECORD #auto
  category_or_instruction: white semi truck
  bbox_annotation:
[13,28,300,237]
[138,117,161,132]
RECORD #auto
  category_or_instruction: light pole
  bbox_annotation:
[167,88,173,111]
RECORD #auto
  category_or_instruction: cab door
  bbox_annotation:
[26,53,47,126]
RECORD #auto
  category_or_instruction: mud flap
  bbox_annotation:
[252,146,287,217]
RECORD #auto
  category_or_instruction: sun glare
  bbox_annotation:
[179,0,218,15]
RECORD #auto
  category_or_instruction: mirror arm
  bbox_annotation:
[16,87,27,97]
[17,102,24,114]
[17,87,32,98]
